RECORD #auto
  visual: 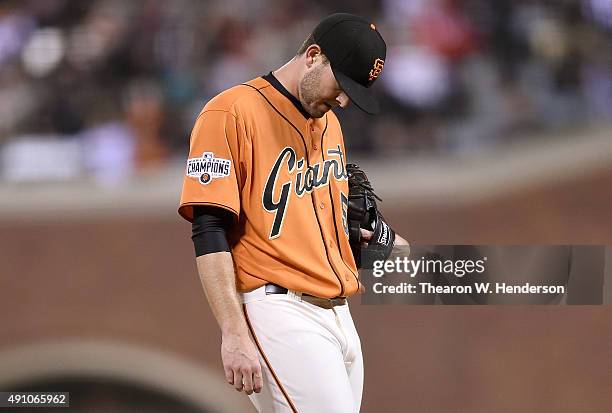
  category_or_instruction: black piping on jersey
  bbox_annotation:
[241,80,346,297]
[319,119,360,285]
[262,72,311,120]
[180,201,239,222]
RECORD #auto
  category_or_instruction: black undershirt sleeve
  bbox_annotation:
[191,205,234,256]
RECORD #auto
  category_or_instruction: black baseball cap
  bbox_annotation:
[312,13,387,115]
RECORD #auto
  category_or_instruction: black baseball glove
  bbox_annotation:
[346,163,395,268]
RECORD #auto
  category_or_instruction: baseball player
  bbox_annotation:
[179,13,407,412]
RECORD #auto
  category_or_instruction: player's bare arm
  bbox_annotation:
[195,252,263,395]
[395,234,409,245]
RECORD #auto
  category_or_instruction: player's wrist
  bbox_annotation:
[394,234,409,246]
[220,323,250,339]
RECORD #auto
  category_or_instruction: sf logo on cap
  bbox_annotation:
[368,58,384,82]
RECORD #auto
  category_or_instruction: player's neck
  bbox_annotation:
[272,58,301,101]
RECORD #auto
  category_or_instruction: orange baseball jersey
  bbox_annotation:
[178,74,360,298]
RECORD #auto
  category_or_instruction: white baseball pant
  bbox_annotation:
[240,285,364,413]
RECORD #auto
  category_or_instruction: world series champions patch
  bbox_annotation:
[186,152,231,185]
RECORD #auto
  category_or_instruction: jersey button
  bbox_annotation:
[345,274,350,281]
[320,202,325,209]
[313,144,318,150]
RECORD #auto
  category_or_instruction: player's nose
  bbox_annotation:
[336,92,349,108]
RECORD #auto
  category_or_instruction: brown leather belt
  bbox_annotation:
[265,284,347,309]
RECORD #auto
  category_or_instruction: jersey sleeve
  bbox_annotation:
[178,109,245,223]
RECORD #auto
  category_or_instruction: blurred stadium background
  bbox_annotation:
[1,0,611,412]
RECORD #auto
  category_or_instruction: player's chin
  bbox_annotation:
[310,103,332,118]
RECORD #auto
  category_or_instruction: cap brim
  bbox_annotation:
[332,67,380,115]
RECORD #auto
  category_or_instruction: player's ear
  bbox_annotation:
[305,45,322,68]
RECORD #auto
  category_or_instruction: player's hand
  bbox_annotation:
[221,333,263,395]
[360,228,373,242]
[360,229,409,246]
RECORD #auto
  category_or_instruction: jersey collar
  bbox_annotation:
[263,72,311,120]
